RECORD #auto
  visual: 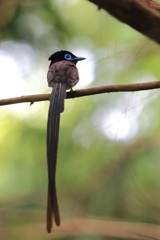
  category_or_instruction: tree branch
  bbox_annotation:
[0,81,160,106]
[89,0,160,44]
[141,0,160,11]
[7,218,160,240]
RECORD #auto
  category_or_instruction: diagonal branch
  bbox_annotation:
[89,0,160,44]
[0,81,160,106]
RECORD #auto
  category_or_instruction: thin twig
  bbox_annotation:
[0,81,160,106]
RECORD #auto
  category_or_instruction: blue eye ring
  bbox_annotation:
[64,54,72,60]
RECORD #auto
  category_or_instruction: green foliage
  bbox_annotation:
[0,0,160,239]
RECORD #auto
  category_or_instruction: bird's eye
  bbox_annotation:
[64,54,72,60]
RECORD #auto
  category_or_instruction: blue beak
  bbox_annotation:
[73,56,86,61]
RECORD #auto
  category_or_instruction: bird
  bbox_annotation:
[46,50,85,233]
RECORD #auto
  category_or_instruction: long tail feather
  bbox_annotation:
[46,83,66,233]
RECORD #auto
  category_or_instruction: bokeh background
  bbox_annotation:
[1,0,160,239]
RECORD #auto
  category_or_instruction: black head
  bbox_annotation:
[48,50,85,66]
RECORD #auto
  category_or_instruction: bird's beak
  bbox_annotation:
[73,56,86,61]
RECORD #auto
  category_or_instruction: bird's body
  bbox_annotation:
[47,60,79,89]
[46,51,85,233]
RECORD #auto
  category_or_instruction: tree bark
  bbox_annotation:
[89,0,160,44]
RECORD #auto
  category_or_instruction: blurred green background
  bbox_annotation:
[1,0,160,239]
